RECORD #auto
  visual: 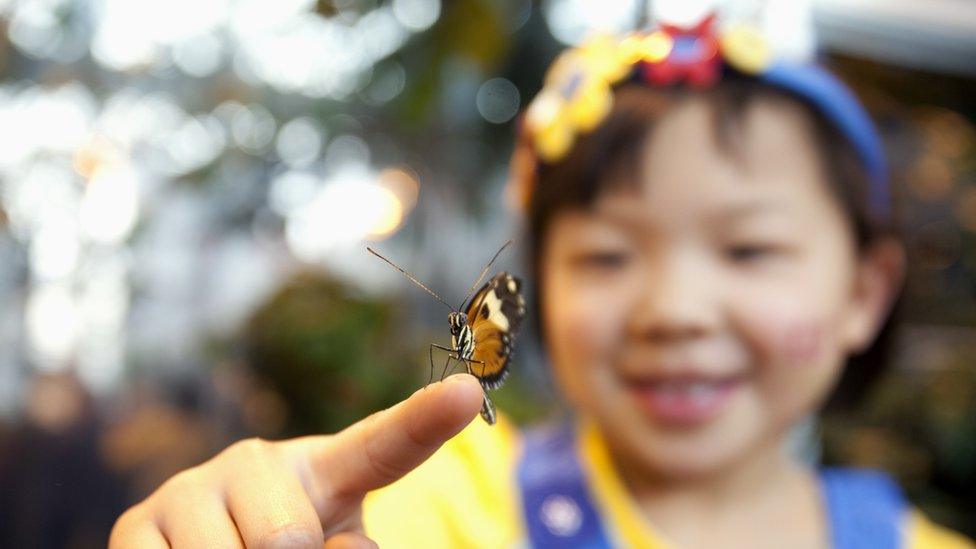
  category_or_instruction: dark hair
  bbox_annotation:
[523,77,900,411]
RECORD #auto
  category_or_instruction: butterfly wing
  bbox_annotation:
[464,271,526,392]
[479,393,497,426]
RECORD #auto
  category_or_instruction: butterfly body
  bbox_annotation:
[367,242,524,425]
[448,312,474,363]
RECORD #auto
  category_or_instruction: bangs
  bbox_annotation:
[527,78,878,258]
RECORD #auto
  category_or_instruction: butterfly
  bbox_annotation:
[367,240,525,425]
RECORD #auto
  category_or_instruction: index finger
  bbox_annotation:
[302,373,484,500]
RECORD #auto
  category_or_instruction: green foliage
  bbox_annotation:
[244,270,418,435]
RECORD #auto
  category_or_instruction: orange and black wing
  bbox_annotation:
[464,271,525,390]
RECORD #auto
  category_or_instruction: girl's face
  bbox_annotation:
[541,96,896,478]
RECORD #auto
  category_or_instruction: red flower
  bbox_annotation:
[641,15,721,88]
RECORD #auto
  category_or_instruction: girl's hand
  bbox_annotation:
[110,374,484,549]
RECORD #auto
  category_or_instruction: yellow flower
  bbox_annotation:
[566,81,613,132]
[720,24,771,74]
[619,30,673,65]
[575,33,632,84]
[526,33,634,162]
[526,91,574,161]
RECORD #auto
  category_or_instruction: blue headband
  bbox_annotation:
[760,62,890,220]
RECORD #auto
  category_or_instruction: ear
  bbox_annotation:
[841,238,906,353]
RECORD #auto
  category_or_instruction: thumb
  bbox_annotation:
[299,373,483,500]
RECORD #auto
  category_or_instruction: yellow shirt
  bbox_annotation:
[363,417,973,549]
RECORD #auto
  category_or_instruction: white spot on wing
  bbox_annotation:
[481,290,509,331]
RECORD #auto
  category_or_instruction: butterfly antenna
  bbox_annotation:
[366,247,454,311]
[458,240,512,310]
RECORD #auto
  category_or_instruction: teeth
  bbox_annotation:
[658,382,705,391]
[652,382,720,396]
[689,384,715,405]
[638,379,737,418]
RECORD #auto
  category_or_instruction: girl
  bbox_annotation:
[111,18,973,549]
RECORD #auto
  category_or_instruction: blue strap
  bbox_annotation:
[518,423,614,548]
[518,424,909,549]
[819,467,909,549]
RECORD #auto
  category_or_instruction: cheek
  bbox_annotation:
[734,294,834,368]
[734,297,848,422]
[547,288,624,362]
[753,314,825,365]
[542,271,634,409]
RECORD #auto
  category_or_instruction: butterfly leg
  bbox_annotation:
[459,358,487,377]
[441,354,463,380]
[429,343,460,382]
[427,343,438,386]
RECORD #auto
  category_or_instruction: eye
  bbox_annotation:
[725,243,783,264]
[573,250,632,270]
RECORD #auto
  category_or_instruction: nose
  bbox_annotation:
[627,249,720,343]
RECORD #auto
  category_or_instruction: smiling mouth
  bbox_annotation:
[626,376,744,426]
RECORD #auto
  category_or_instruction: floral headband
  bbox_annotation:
[512,16,890,220]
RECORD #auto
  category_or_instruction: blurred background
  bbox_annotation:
[0,0,972,546]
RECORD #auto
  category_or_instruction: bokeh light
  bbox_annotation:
[284,165,409,261]
[26,283,80,369]
[276,117,325,168]
[378,168,420,213]
[543,0,642,45]
[79,164,140,245]
[392,0,441,32]
[476,77,521,124]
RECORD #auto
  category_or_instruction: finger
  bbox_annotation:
[109,507,169,549]
[159,491,243,549]
[222,438,325,549]
[307,373,483,498]
[324,532,379,549]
